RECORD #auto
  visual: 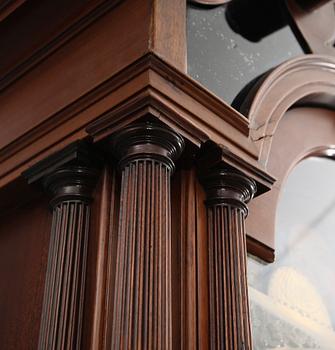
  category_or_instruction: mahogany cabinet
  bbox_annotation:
[0,0,334,349]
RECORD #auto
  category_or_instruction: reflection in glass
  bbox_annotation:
[248,157,335,349]
[187,4,303,106]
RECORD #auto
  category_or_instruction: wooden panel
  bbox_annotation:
[195,175,210,350]
[0,195,51,349]
[0,0,119,83]
[171,169,182,349]
[151,0,186,71]
[178,167,209,350]
[0,0,151,151]
[81,163,120,350]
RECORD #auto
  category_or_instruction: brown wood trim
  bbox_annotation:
[180,169,198,349]
[241,54,335,166]
[151,0,187,71]
[0,0,123,92]
[287,0,335,55]
[194,176,210,349]
[86,163,119,350]
[246,235,275,263]
[3,53,266,191]
[247,107,335,254]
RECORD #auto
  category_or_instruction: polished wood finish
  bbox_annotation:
[242,55,335,166]
[84,164,120,350]
[200,164,256,349]
[109,122,184,349]
[151,0,186,71]
[0,194,51,350]
[0,0,187,191]
[287,0,335,55]
[0,0,332,249]
[0,52,269,191]
[24,143,100,350]
[247,107,335,257]
[0,0,122,91]
[1,1,335,348]
[171,166,210,349]
[241,55,335,255]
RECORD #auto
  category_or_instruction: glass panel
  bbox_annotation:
[248,157,335,349]
[187,3,304,106]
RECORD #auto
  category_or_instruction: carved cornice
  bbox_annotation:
[110,122,184,172]
[3,53,274,192]
[86,54,250,138]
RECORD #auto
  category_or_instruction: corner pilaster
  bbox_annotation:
[24,141,100,350]
[200,163,256,350]
[109,121,184,349]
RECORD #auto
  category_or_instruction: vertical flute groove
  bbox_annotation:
[111,159,172,349]
[38,200,90,350]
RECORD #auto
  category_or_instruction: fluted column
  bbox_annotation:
[24,143,99,350]
[110,122,184,349]
[201,167,257,350]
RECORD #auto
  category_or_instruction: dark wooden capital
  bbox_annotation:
[43,166,98,207]
[200,164,256,349]
[111,121,184,171]
[201,167,257,214]
[24,141,100,350]
[109,121,184,349]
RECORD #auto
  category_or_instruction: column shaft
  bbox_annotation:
[201,168,256,350]
[110,122,184,350]
[39,200,90,349]
[207,205,251,349]
[112,160,171,349]
[24,161,99,350]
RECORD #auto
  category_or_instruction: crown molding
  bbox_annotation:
[0,54,273,191]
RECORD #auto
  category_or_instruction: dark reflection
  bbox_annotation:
[226,0,287,42]
[187,2,304,106]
